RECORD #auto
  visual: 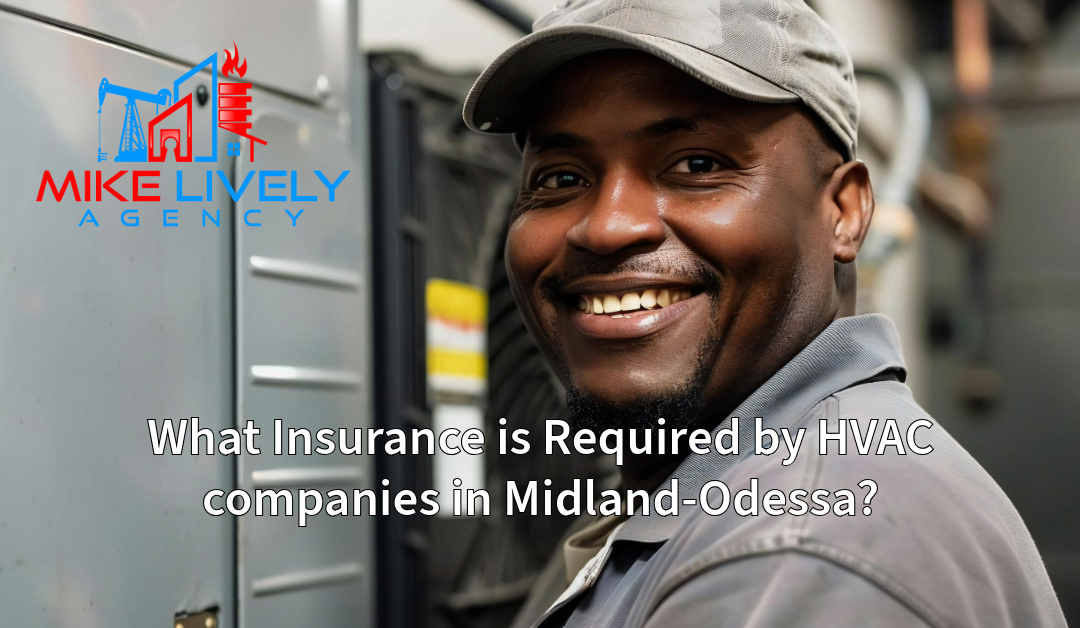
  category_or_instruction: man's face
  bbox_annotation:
[508,51,851,429]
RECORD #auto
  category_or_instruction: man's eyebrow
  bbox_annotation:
[633,116,700,140]
[530,132,591,153]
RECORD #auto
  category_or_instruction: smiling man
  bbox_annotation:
[464,1,1066,627]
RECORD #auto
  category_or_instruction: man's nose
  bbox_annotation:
[566,170,665,255]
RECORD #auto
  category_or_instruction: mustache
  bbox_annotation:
[538,249,722,301]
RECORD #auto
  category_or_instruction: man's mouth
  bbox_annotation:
[557,281,707,340]
[575,288,694,318]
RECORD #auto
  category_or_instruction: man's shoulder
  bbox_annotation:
[653,380,1064,628]
[811,380,1026,543]
[738,380,993,517]
[817,379,993,507]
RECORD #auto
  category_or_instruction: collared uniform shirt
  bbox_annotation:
[532,314,1066,628]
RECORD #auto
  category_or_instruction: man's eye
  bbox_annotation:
[539,172,585,189]
[672,156,721,174]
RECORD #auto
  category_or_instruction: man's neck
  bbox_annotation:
[617,405,735,494]
[615,374,764,494]
[615,309,847,495]
[620,451,685,493]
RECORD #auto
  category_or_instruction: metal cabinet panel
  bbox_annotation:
[0,11,234,627]
[234,107,373,628]
[0,0,353,110]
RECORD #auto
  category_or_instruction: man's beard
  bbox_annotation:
[565,335,716,432]
[541,244,724,432]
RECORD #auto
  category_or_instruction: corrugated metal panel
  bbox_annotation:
[234,106,373,628]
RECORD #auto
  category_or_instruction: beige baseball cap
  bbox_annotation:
[463,0,859,160]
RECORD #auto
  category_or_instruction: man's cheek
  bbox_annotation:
[506,216,561,280]
[503,245,559,348]
[672,204,794,267]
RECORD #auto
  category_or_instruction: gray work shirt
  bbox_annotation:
[535,314,1066,628]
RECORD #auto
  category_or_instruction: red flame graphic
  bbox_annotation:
[222,42,247,78]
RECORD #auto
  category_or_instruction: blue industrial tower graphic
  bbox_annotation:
[174,53,219,162]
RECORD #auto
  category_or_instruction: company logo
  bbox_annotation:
[36,43,350,228]
[95,42,266,164]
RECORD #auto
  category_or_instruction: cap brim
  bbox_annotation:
[464,23,799,135]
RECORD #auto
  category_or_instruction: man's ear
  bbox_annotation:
[826,160,875,264]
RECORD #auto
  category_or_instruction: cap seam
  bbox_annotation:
[630,31,797,102]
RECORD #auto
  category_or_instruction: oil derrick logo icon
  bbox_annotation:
[96,42,267,163]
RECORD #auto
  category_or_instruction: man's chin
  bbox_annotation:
[565,382,706,432]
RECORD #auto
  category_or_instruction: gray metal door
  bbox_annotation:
[234,106,373,628]
[0,10,235,626]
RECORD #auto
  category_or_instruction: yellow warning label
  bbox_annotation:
[427,279,487,326]
[427,348,487,379]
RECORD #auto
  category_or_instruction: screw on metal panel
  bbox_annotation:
[196,85,209,107]
[315,75,332,100]
[385,73,404,91]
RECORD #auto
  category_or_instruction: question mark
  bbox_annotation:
[858,479,878,515]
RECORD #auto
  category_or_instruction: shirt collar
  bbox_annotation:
[615,313,907,544]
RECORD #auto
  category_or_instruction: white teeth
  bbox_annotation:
[580,288,692,315]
